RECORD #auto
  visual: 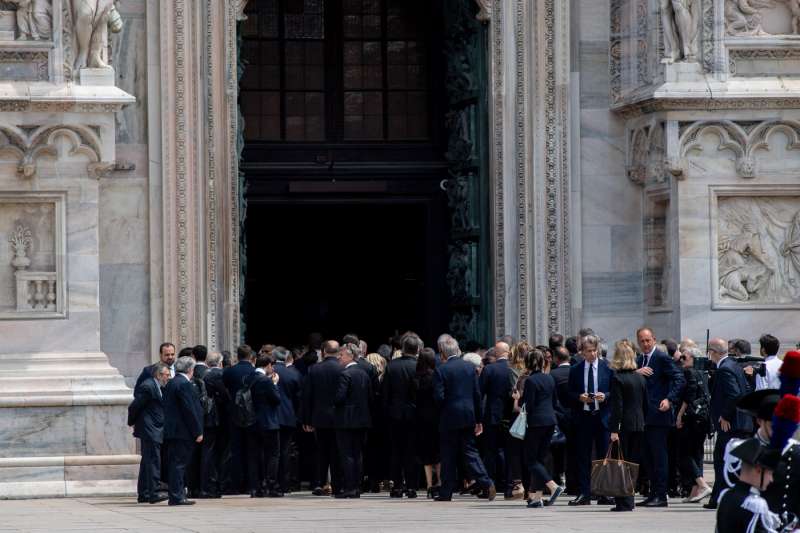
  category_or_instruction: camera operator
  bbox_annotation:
[730,339,767,391]
[754,335,782,391]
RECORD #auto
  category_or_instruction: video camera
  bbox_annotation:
[732,354,767,378]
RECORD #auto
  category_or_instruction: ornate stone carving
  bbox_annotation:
[716,196,800,305]
[446,174,471,230]
[680,119,800,178]
[0,124,104,179]
[701,0,715,72]
[234,0,249,21]
[4,0,51,40]
[0,50,48,81]
[475,0,491,22]
[645,197,671,308]
[447,241,472,301]
[627,123,671,185]
[449,309,477,345]
[69,0,123,70]
[8,224,32,271]
[661,0,700,62]
[725,0,775,36]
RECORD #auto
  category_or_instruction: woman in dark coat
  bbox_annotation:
[414,347,441,498]
[676,346,713,503]
[608,339,648,512]
[512,348,564,508]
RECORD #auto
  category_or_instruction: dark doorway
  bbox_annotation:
[244,199,448,350]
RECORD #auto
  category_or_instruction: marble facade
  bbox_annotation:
[0,0,799,498]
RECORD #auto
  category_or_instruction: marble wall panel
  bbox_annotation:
[611,225,642,271]
[0,466,64,483]
[99,179,146,266]
[0,407,86,458]
[85,406,136,455]
[113,1,148,146]
[64,464,137,482]
[582,272,644,315]
[100,264,148,378]
[0,310,100,353]
[581,225,613,272]
[579,41,611,109]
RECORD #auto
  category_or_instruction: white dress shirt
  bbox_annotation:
[642,346,657,367]
[583,359,600,411]
[757,355,782,391]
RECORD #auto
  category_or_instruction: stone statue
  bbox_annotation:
[7,0,51,40]
[447,242,471,300]
[719,222,773,302]
[661,0,699,63]
[71,0,123,70]
[446,174,470,230]
[725,0,775,35]
[789,0,800,34]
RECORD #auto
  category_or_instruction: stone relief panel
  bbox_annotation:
[0,199,59,316]
[645,195,671,309]
[725,0,800,36]
[0,0,52,41]
[714,194,800,308]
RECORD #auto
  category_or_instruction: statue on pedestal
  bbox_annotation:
[69,0,123,70]
[661,0,700,63]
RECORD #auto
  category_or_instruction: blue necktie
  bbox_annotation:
[588,363,596,412]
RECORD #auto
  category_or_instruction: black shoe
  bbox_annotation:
[568,495,591,506]
[544,486,564,506]
[267,491,284,498]
[638,496,654,506]
[335,491,358,499]
[610,506,633,512]
[406,489,417,499]
[137,496,148,503]
[703,501,718,510]
[311,487,325,496]
[642,498,668,508]
[149,495,168,504]
[476,485,496,501]
[390,488,404,498]
[250,490,265,498]
[168,499,195,506]
[596,496,615,505]
[434,495,452,502]
[460,483,478,495]
[527,499,544,508]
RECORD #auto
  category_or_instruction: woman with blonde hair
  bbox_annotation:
[366,353,387,381]
[504,341,531,499]
[608,339,648,511]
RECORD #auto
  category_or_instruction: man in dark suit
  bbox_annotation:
[302,340,344,495]
[334,343,373,498]
[382,333,423,498]
[253,353,282,497]
[479,341,512,494]
[222,344,259,495]
[706,336,754,509]
[550,346,574,492]
[567,334,613,506]
[129,362,170,504]
[187,344,210,497]
[163,356,204,506]
[273,346,303,493]
[135,342,176,388]
[634,327,685,507]
[433,336,496,502]
[199,352,228,498]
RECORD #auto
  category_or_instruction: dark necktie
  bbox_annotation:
[588,363,596,412]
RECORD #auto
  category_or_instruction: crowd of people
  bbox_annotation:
[126,327,800,531]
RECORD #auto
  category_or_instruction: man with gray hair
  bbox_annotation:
[438,334,461,359]
[164,356,204,505]
[129,362,170,504]
[197,352,226,498]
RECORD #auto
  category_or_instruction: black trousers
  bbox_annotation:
[524,425,554,491]
[389,421,418,491]
[667,427,680,494]
[199,427,221,494]
[505,433,527,493]
[439,427,493,499]
[337,428,365,494]
[167,438,193,504]
[564,421,579,494]
[137,438,161,500]
[315,428,341,492]
[678,427,706,485]
[575,411,609,497]
[278,426,296,492]
[229,426,260,493]
[483,424,507,488]
[643,426,670,500]
[258,429,280,492]
[613,431,643,511]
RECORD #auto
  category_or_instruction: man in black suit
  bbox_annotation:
[433,336,496,502]
[706,336,753,509]
[334,343,373,498]
[187,344,211,497]
[635,328,685,507]
[253,353,282,497]
[302,340,344,495]
[478,341,512,495]
[199,352,228,498]
[382,333,423,498]
[129,362,170,504]
[222,344,259,495]
[135,342,176,388]
[163,356,204,506]
[273,346,303,493]
[549,346,574,492]
[567,334,613,506]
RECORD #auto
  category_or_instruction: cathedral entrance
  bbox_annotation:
[238,0,491,348]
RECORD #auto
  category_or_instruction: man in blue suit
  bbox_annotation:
[433,336,496,502]
[479,341,513,494]
[164,356,204,506]
[273,346,303,493]
[567,334,613,506]
[222,344,258,495]
[128,362,170,504]
[253,353,282,497]
[706,336,754,509]
[635,327,685,507]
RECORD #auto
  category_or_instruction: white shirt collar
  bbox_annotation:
[718,355,729,366]
[765,355,778,361]
[178,372,190,381]
[196,362,207,367]
[558,362,570,367]
[645,346,656,358]
[345,362,358,368]
[447,355,459,360]
[255,368,266,375]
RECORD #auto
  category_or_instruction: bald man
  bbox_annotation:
[706,337,753,509]
[479,341,513,495]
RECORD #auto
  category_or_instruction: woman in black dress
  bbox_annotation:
[608,339,648,512]
[676,346,713,503]
[414,347,441,498]
[512,349,564,508]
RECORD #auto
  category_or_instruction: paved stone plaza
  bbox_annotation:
[0,494,715,532]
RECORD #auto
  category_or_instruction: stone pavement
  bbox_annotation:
[0,493,716,532]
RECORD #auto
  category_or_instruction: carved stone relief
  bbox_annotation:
[627,122,670,186]
[661,0,700,62]
[645,197,671,308]
[0,124,106,179]
[717,195,800,305]
[474,0,491,22]
[724,0,800,36]
[0,0,51,40]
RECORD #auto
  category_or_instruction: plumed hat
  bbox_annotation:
[779,351,800,398]
[738,389,780,420]
[731,438,776,469]
[770,394,800,456]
